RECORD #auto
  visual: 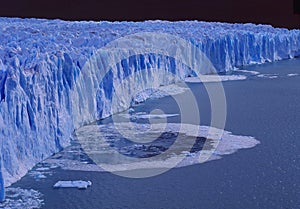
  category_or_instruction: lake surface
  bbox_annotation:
[4,58,300,209]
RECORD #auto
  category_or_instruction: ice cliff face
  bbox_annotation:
[0,17,300,201]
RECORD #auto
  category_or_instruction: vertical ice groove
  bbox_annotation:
[0,18,300,201]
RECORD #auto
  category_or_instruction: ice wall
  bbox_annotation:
[0,18,300,201]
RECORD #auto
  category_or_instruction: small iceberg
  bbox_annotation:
[53,180,92,190]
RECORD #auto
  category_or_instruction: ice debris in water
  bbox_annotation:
[53,180,92,189]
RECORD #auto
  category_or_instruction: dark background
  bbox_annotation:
[0,0,300,29]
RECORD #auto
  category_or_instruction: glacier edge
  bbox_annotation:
[0,18,300,201]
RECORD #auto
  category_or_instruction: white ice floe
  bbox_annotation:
[287,73,298,77]
[257,74,279,79]
[53,180,92,189]
[43,123,260,174]
[233,69,260,75]
[28,171,47,179]
[36,167,50,171]
[128,108,135,113]
[27,165,56,180]
[0,187,43,208]
[119,112,179,119]
[184,75,247,83]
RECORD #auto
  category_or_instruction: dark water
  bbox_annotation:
[12,58,300,209]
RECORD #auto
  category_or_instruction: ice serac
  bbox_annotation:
[0,17,300,200]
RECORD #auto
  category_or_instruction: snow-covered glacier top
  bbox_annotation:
[0,17,299,201]
[0,18,299,73]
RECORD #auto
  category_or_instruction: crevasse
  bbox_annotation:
[0,18,300,201]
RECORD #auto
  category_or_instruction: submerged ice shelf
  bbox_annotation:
[0,17,300,201]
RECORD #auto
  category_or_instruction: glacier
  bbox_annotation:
[0,17,300,201]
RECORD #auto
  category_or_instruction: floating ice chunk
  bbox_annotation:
[257,74,279,79]
[0,187,43,208]
[31,171,47,179]
[119,112,179,119]
[128,108,135,113]
[49,165,60,169]
[233,69,260,75]
[136,113,179,119]
[28,170,49,179]
[184,75,247,83]
[72,122,260,172]
[53,180,92,189]
[36,167,50,171]
[287,73,298,77]
[41,121,260,174]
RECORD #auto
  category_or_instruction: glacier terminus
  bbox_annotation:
[0,17,300,201]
